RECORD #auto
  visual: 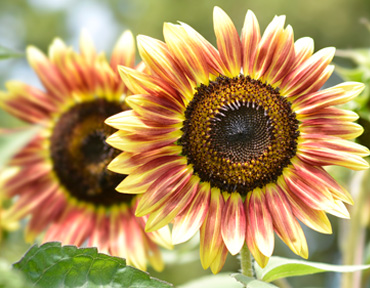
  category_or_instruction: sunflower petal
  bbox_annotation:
[297,135,370,170]
[247,188,274,257]
[279,178,332,234]
[292,37,314,69]
[221,192,246,255]
[213,7,242,77]
[118,65,183,107]
[210,243,229,274]
[263,25,295,85]
[116,156,186,194]
[164,23,209,85]
[200,187,225,269]
[172,180,211,244]
[252,15,286,80]
[292,158,353,205]
[180,21,227,75]
[241,10,261,76]
[266,183,308,258]
[110,30,135,71]
[27,46,70,102]
[293,82,365,114]
[281,47,335,97]
[137,35,193,97]
[136,165,192,216]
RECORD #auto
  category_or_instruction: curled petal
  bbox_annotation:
[138,214,173,250]
[325,200,350,219]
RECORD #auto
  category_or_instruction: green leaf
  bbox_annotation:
[0,258,34,288]
[13,242,173,288]
[255,256,370,283]
[0,45,24,60]
[232,274,278,288]
[178,273,243,288]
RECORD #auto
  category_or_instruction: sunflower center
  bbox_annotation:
[179,75,299,195]
[50,99,133,207]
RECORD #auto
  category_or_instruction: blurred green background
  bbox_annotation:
[0,0,370,287]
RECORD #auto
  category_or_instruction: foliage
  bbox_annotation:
[13,242,172,288]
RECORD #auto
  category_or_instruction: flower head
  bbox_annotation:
[0,31,172,271]
[106,7,369,273]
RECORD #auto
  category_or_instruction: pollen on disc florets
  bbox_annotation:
[50,98,134,207]
[179,75,300,195]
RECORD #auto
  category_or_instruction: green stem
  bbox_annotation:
[240,243,253,278]
[341,170,369,288]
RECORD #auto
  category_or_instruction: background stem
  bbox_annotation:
[341,170,369,288]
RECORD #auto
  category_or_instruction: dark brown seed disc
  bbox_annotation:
[50,98,133,207]
[179,75,299,195]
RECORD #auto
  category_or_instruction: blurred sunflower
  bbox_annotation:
[0,31,172,271]
[106,7,369,273]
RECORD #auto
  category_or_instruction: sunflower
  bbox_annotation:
[106,7,369,273]
[0,31,172,271]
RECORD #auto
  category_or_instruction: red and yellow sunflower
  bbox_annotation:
[0,30,172,271]
[106,8,369,273]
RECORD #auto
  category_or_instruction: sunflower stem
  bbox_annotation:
[341,169,369,288]
[239,243,253,278]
